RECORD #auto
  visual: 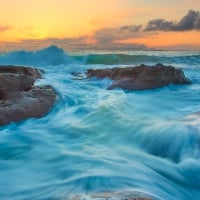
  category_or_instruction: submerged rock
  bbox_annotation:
[87,63,191,90]
[0,65,56,126]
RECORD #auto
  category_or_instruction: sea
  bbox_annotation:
[0,46,200,200]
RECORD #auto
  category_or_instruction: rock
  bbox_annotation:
[71,191,154,200]
[0,74,35,94]
[0,65,42,79]
[0,65,43,99]
[71,72,86,80]
[87,63,191,90]
[0,65,56,126]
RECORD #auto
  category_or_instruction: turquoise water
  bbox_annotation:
[0,47,200,199]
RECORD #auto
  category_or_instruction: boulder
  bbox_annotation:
[0,65,56,126]
[0,74,35,94]
[0,65,42,78]
[87,63,191,90]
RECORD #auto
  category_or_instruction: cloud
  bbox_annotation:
[92,10,200,47]
[144,19,175,31]
[177,10,200,30]
[93,25,143,45]
[0,33,149,52]
[18,36,92,50]
[22,36,89,45]
[23,34,148,51]
[120,25,142,32]
[2,10,200,52]
[0,36,98,52]
[145,10,200,31]
[0,25,11,32]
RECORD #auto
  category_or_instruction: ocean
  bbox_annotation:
[0,46,200,200]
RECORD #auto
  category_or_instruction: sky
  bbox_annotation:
[1,0,200,51]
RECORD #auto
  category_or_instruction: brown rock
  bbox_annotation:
[0,74,35,94]
[71,191,154,200]
[0,65,42,99]
[0,65,42,79]
[87,63,191,90]
[0,65,56,126]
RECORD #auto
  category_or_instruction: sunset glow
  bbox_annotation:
[1,0,200,51]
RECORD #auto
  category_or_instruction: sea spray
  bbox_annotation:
[0,47,200,199]
[0,45,200,66]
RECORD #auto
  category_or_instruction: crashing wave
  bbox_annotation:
[0,45,200,66]
[0,45,73,66]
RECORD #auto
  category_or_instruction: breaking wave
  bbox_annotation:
[0,45,200,66]
[0,46,73,66]
[0,46,200,199]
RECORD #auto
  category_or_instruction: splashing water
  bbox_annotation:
[0,47,200,200]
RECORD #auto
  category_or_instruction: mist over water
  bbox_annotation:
[0,46,200,199]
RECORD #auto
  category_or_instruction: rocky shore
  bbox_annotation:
[87,63,191,90]
[0,65,56,126]
[0,63,191,125]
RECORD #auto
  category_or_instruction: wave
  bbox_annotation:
[72,53,200,66]
[0,45,200,66]
[1,59,200,199]
[0,45,73,66]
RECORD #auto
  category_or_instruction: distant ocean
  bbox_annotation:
[0,46,200,200]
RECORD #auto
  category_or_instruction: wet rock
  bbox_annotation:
[87,63,191,90]
[0,65,56,126]
[0,73,35,95]
[71,72,86,80]
[0,65,42,79]
[71,191,155,200]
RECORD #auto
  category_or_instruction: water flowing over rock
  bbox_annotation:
[71,191,154,200]
[87,63,191,90]
[0,65,56,126]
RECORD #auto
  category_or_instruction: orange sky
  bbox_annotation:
[1,0,200,51]
[116,31,200,50]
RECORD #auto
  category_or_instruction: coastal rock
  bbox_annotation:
[71,191,154,200]
[87,63,191,90]
[0,65,56,126]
